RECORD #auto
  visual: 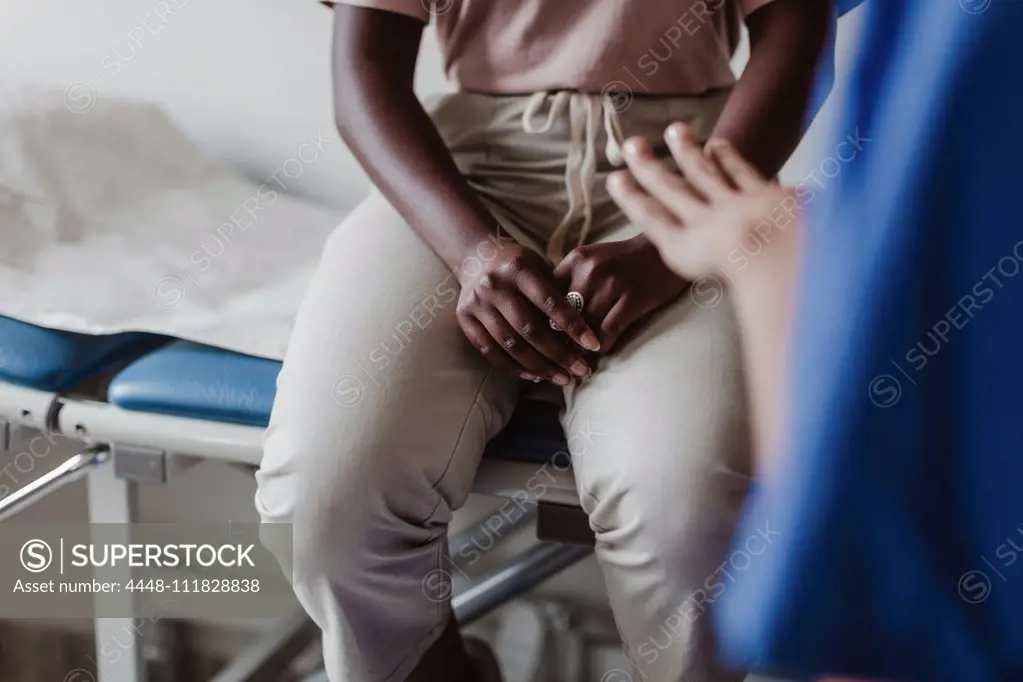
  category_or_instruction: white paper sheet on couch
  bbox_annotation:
[0,88,346,361]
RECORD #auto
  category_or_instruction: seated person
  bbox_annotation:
[255,1,829,680]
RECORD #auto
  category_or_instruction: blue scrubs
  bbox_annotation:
[716,1,1023,680]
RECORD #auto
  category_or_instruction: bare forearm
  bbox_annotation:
[332,7,498,276]
[729,214,804,472]
[711,0,827,464]
[712,0,830,176]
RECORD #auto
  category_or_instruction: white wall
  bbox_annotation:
[0,0,448,210]
[0,0,864,211]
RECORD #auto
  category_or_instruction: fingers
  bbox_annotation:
[705,138,766,193]
[551,256,574,292]
[568,265,623,353]
[457,313,532,381]
[665,124,732,200]
[477,308,576,385]
[489,295,592,380]
[620,136,706,221]
[551,252,615,350]
[516,268,602,353]
[598,296,634,354]
[583,289,619,351]
[607,171,684,238]
[607,170,694,266]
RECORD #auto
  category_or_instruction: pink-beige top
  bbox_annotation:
[326,0,781,95]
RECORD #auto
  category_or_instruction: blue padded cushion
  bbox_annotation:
[484,398,568,464]
[0,316,162,391]
[109,341,569,462]
[108,341,280,427]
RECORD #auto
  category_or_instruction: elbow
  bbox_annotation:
[803,4,831,64]
[793,1,831,66]
[748,0,831,63]
[330,57,416,146]
[330,68,376,148]
[331,87,355,145]
[330,49,360,142]
[329,6,421,143]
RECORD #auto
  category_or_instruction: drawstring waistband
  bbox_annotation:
[521,91,626,263]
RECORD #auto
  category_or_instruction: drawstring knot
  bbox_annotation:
[521,91,625,262]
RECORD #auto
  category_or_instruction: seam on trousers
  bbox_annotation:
[372,371,493,680]
[379,371,494,679]
[413,368,495,527]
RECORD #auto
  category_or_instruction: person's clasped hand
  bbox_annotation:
[456,242,601,386]
[552,237,688,355]
[457,121,793,385]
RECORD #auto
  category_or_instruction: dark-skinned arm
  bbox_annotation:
[608,0,830,304]
[331,5,599,383]
[331,6,498,273]
[711,0,831,177]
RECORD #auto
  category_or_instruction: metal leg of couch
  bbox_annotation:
[210,610,319,682]
[453,542,591,626]
[447,505,538,569]
[87,449,147,682]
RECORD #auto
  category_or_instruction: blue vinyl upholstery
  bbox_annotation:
[0,316,162,391]
[108,341,569,463]
[484,398,566,464]
[108,341,280,427]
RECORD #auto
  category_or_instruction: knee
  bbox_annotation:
[255,462,357,590]
[255,422,436,585]
[584,443,752,557]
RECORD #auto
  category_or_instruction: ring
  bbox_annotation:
[550,291,585,331]
[503,337,517,350]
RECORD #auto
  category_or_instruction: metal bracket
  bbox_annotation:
[113,443,169,485]
[0,445,110,523]
[536,502,596,547]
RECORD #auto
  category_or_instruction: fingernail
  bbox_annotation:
[607,171,628,191]
[571,361,591,378]
[552,374,571,387]
[521,373,538,382]
[581,332,601,352]
[666,123,683,139]
[623,138,644,157]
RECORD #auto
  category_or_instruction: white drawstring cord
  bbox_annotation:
[521,91,625,262]
[521,91,571,134]
[602,100,625,167]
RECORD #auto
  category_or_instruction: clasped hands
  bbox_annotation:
[457,123,798,385]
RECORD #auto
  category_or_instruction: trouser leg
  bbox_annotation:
[565,283,753,682]
[255,192,520,681]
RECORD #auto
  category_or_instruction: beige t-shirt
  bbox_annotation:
[328,0,780,95]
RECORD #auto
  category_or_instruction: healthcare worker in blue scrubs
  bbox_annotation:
[606,0,1023,680]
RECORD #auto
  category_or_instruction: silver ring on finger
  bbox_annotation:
[503,337,517,351]
[550,291,586,331]
[479,345,491,356]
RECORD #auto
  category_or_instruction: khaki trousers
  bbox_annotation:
[255,90,752,682]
